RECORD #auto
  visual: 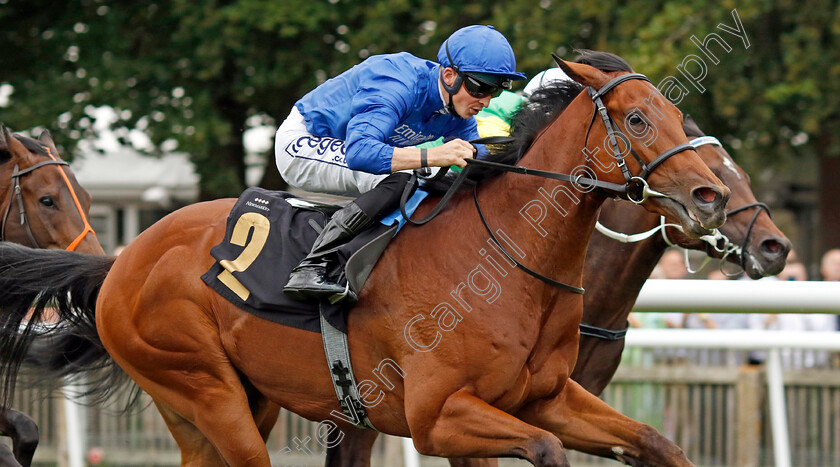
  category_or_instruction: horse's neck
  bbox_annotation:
[582,203,666,329]
[475,108,609,322]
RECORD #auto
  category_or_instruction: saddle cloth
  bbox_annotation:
[201,187,425,333]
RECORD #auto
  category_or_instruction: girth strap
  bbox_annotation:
[579,323,629,341]
[319,304,376,430]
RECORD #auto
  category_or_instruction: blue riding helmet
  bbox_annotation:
[437,25,527,86]
[437,25,526,117]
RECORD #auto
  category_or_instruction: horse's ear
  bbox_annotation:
[0,125,34,166]
[38,129,60,158]
[552,54,609,90]
[682,114,704,137]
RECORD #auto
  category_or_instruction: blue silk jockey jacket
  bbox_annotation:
[295,52,481,175]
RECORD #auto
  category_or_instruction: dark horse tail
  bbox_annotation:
[0,243,133,407]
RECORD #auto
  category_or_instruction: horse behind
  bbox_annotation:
[0,125,103,254]
[573,115,791,396]
[0,124,104,466]
[320,67,792,467]
[0,58,729,466]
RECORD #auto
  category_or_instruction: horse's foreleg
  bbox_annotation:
[142,370,271,467]
[516,379,693,467]
[0,409,38,467]
[249,397,280,442]
[0,443,22,467]
[153,402,227,466]
[318,426,499,467]
[407,389,568,467]
[324,425,378,467]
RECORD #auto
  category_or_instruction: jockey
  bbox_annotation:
[275,25,526,302]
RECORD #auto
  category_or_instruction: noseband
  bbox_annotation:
[471,72,697,294]
[1,149,96,251]
[401,71,698,295]
[685,136,771,274]
[583,135,771,340]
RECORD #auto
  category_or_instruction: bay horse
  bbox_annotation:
[571,115,790,396]
[319,66,793,467]
[0,58,730,466]
[0,125,104,466]
[0,125,102,255]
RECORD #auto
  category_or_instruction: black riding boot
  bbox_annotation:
[283,201,373,303]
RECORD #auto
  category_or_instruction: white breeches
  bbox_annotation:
[274,107,387,197]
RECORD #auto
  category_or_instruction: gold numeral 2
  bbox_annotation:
[217,212,270,301]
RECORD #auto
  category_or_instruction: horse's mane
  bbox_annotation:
[15,135,49,156]
[464,50,633,184]
[574,49,633,74]
[0,134,49,165]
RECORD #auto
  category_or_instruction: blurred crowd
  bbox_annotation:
[628,248,840,369]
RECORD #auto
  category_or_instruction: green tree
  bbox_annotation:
[0,0,495,199]
[494,0,840,257]
[3,0,839,256]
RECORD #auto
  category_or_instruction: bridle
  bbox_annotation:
[466,73,697,204]
[594,135,771,276]
[681,136,771,275]
[1,146,97,251]
[473,72,700,295]
[583,135,773,341]
[582,73,696,204]
[402,71,701,295]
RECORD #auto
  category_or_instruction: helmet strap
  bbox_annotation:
[440,39,466,118]
[439,67,463,118]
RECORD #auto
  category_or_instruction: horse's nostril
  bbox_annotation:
[761,239,787,257]
[693,187,718,205]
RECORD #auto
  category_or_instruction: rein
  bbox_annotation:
[473,185,585,294]
[595,136,772,276]
[399,72,697,296]
[1,147,97,251]
[583,135,773,340]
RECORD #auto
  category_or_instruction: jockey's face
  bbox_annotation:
[441,67,492,119]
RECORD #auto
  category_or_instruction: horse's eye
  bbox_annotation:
[628,113,644,125]
[39,196,55,207]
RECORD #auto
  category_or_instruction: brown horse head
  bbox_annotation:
[0,125,104,254]
[554,56,730,237]
[660,116,791,278]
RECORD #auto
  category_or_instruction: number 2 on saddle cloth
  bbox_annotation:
[201,186,427,334]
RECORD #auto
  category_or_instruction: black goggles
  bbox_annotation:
[461,73,506,98]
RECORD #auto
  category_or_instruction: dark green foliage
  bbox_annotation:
[2,0,839,200]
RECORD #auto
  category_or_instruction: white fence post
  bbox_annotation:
[766,349,791,467]
[63,381,85,467]
[402,437,420,467]
[624,329,840,467]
